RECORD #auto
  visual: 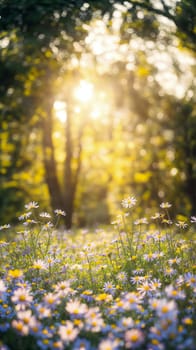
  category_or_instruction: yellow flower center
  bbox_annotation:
[161,306,169,313]
[130,334,139,342]
[143,285,150,291]
[171,290,178,296]
[19,295,26,302]
[16,323,23,331]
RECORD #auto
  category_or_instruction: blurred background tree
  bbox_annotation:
[0,0,195,227]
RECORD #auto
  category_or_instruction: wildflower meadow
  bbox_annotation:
[1,1,196,349]
[0,197,195,350]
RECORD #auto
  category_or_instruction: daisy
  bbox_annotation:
[121,196,137,209]
[103,281,116,295]
[118,317,134,330]
[151,212,163,220]
[160,202,172,209]
[39,212,51,218]
[165,285,185,300]
[125,329,144,348]
[150,278,162,290]
[0,224,11,230]
[85,314,105,332]
[50,341,64,350]
[137,281,154,297]
[123,292,141,311]
[134,217,148,225]
[12,319,29,335]
[155,299,178,320]
[23,219,38,226]
[25,201,39,210]
[168,257,181,265]
[32,259,47,271]
[66,299,88,318]
[43,293,60,309]
[117,271,128,284]
[58,321,79,343]
[99,338,119,350]
[18,212,32,221]
[42,221,54,230]
[143,253,157,262]
[54,280,73,297]
[184,272,196,288]
[11,288,33,310]
[164,268,177,277]
[54,209,66,216]
[176,221,188,229]
[17,309,40,331]
[36,304,51,319]
[130,276,145,285]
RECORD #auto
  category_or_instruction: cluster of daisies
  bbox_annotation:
[0,199,195,350]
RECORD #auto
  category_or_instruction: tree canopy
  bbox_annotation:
[0,0,195,227]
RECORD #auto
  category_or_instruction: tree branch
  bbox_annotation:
[128,0,175,21]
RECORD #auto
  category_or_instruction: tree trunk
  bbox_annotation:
[186,162,196,215]
[185,144,196,215]
[41,96,83,229]
[63,107,83,229]
[183,108,196,215]
[42,105,64,212]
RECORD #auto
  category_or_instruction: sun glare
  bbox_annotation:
[74,80,94,103]
[54,81,111,124]
[53,101,67,123]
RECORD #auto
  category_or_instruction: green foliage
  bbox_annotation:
[121,0,196,51]
[0,0,195,225]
